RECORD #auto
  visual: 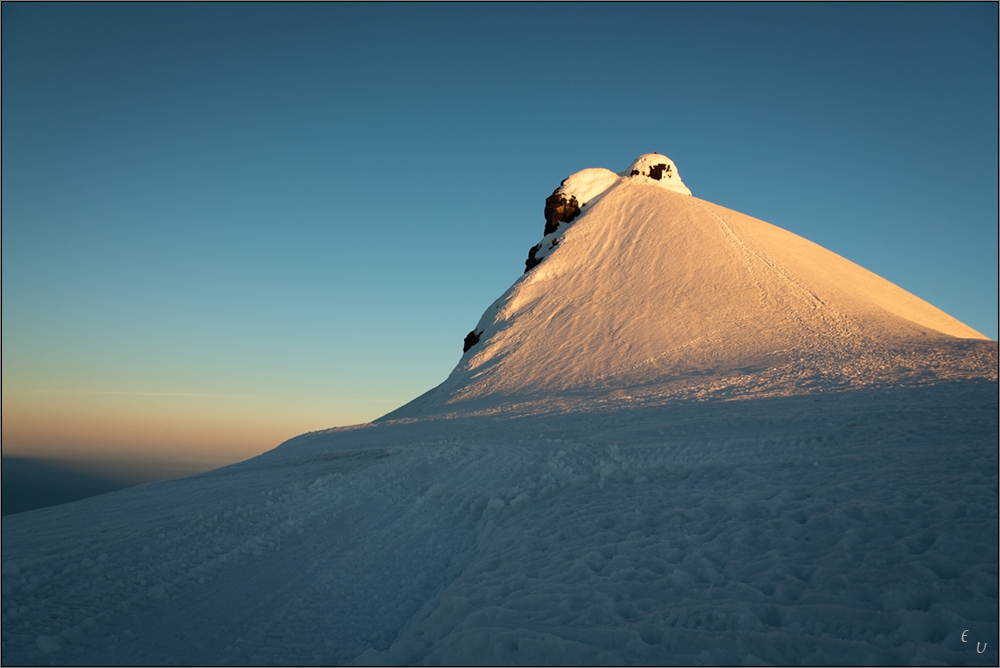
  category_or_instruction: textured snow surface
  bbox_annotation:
[391,174,990,420]
[1,383,997,665]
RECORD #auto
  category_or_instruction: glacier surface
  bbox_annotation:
[2,383,997,665]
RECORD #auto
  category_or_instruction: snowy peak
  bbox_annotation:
[390,156,992,420]
[623,153,692,195]
[541,153,689,232]
[541,154,689,236]
[526,155,688,274]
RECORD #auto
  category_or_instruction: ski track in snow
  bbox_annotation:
[692,199,843,340]
[2,382,997,666]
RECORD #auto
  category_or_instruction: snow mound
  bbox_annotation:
[624,153,691,195]
[393,155,989,420]
[559,167,622,206]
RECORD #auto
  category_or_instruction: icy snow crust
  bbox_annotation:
[1,384,997,665]
[2,156,996,665]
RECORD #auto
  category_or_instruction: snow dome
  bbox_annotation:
[624,153,691,195]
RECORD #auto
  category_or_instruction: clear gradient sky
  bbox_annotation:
[3,4,997,473]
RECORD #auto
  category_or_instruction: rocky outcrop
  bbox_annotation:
[525,243,543,273]
[463,329,483,353]
[630,161,672,180]
[624,154,691,195]
[543,191,581,236]
[524,186,580,274]
[524,237,560,273]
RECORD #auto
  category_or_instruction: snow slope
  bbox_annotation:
[1,385,997,665]
[2,155,996,666]
[389,155,989,420]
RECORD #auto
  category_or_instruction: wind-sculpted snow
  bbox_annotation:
[2,383,997,665]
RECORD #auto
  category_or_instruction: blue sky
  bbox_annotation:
[3,4,997,469]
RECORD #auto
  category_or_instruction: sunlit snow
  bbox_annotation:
[2,156,996,666]
[394,158,988,421]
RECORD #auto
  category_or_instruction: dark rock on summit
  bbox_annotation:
[631,162,672,181]
[543,191,581,236]
[647,163,671,180]
[524,185,581,274]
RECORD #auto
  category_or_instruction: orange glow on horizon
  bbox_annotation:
[2,388,395,468]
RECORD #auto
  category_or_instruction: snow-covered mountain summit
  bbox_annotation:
[623,153,692,196]
[389,155,991,420]
[2,154,996,667]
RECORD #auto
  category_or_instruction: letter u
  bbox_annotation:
[977,642,987,653]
